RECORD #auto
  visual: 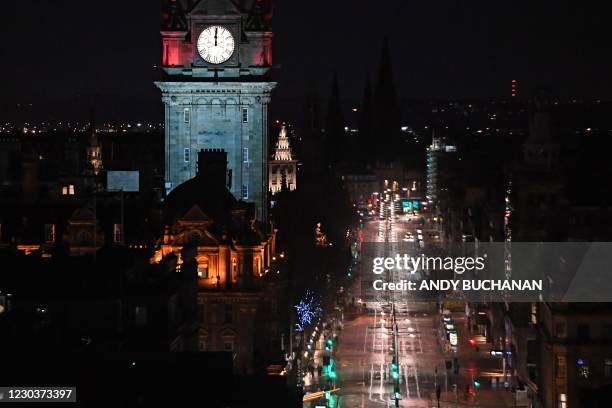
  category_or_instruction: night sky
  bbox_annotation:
[2,0,611,122]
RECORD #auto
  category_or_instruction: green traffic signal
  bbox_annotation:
[474,379,481,388]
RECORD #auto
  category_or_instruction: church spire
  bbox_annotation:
[358,72,374,161]
[374,37,401,159]
[325,72,345,163]
[86,107,103,177]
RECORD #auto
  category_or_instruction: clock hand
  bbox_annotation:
[214,28,218,46]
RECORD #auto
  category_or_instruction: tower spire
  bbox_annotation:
[374,37,401,159]
[86,106,103,177]
[274,126,293,161]
[325,72,345,163]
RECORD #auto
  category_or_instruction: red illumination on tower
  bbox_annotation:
[511,79,518,97]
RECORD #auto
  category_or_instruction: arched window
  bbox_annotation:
[232,258,238,277]
[197,257,209,278]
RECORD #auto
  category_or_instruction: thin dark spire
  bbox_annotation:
[325,72,345,163]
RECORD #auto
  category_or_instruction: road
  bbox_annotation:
[319,209,517,408]
[331,212,444,407]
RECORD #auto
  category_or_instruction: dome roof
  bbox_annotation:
[163,174,237,227]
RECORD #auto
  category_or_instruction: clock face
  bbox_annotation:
[197,25,235,65]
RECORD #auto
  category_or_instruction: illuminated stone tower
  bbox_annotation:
[268,126,297,194]
[156,0,276,221]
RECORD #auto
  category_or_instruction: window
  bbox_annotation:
[605,359,612,378]
[555,322,567,338]
[184,148,190,163]
[223,340,234,352]
[558,393,567,408]
[199,336,207,351]
[113,223,122,243]
[198,304,206,323]
[61,184,75,196]
[224,304,233,324]
[44,224,55,243]
[197,259,209,278]
[135,306,148,327]
[577,324,590,340]
[232,258,238,277]
[556,355,566,379]
[243,147,249,163]
[241,184,248,200]
[184,108,190,124]
[242,107,249,123]
[530,303,537,325]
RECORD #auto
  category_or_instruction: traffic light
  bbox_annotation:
[328,359,337,380]
[473,379,481,388]
[390,361,400,380]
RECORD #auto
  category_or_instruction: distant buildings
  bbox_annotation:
[425,134,457,209]
[437,94,612,408]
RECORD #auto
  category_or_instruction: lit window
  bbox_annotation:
[61,185,75,196]
[44,224,56,243]
[184,108,190,124]
[558,393,567,408]
[113,224,122,243]
[243,147,249,163]
[184,148,190,163]
[242,108,249,123]
[241,185,248,200]
[605,359,612,378]
[198,259,209,278]
[531,303,537,325]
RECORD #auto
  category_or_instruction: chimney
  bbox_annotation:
[197,149,229,187]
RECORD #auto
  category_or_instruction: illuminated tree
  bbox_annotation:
[294,291,322,332]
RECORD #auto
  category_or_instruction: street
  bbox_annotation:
[304,209,518,407]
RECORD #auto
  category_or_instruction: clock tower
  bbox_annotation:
[156,0,276,221]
